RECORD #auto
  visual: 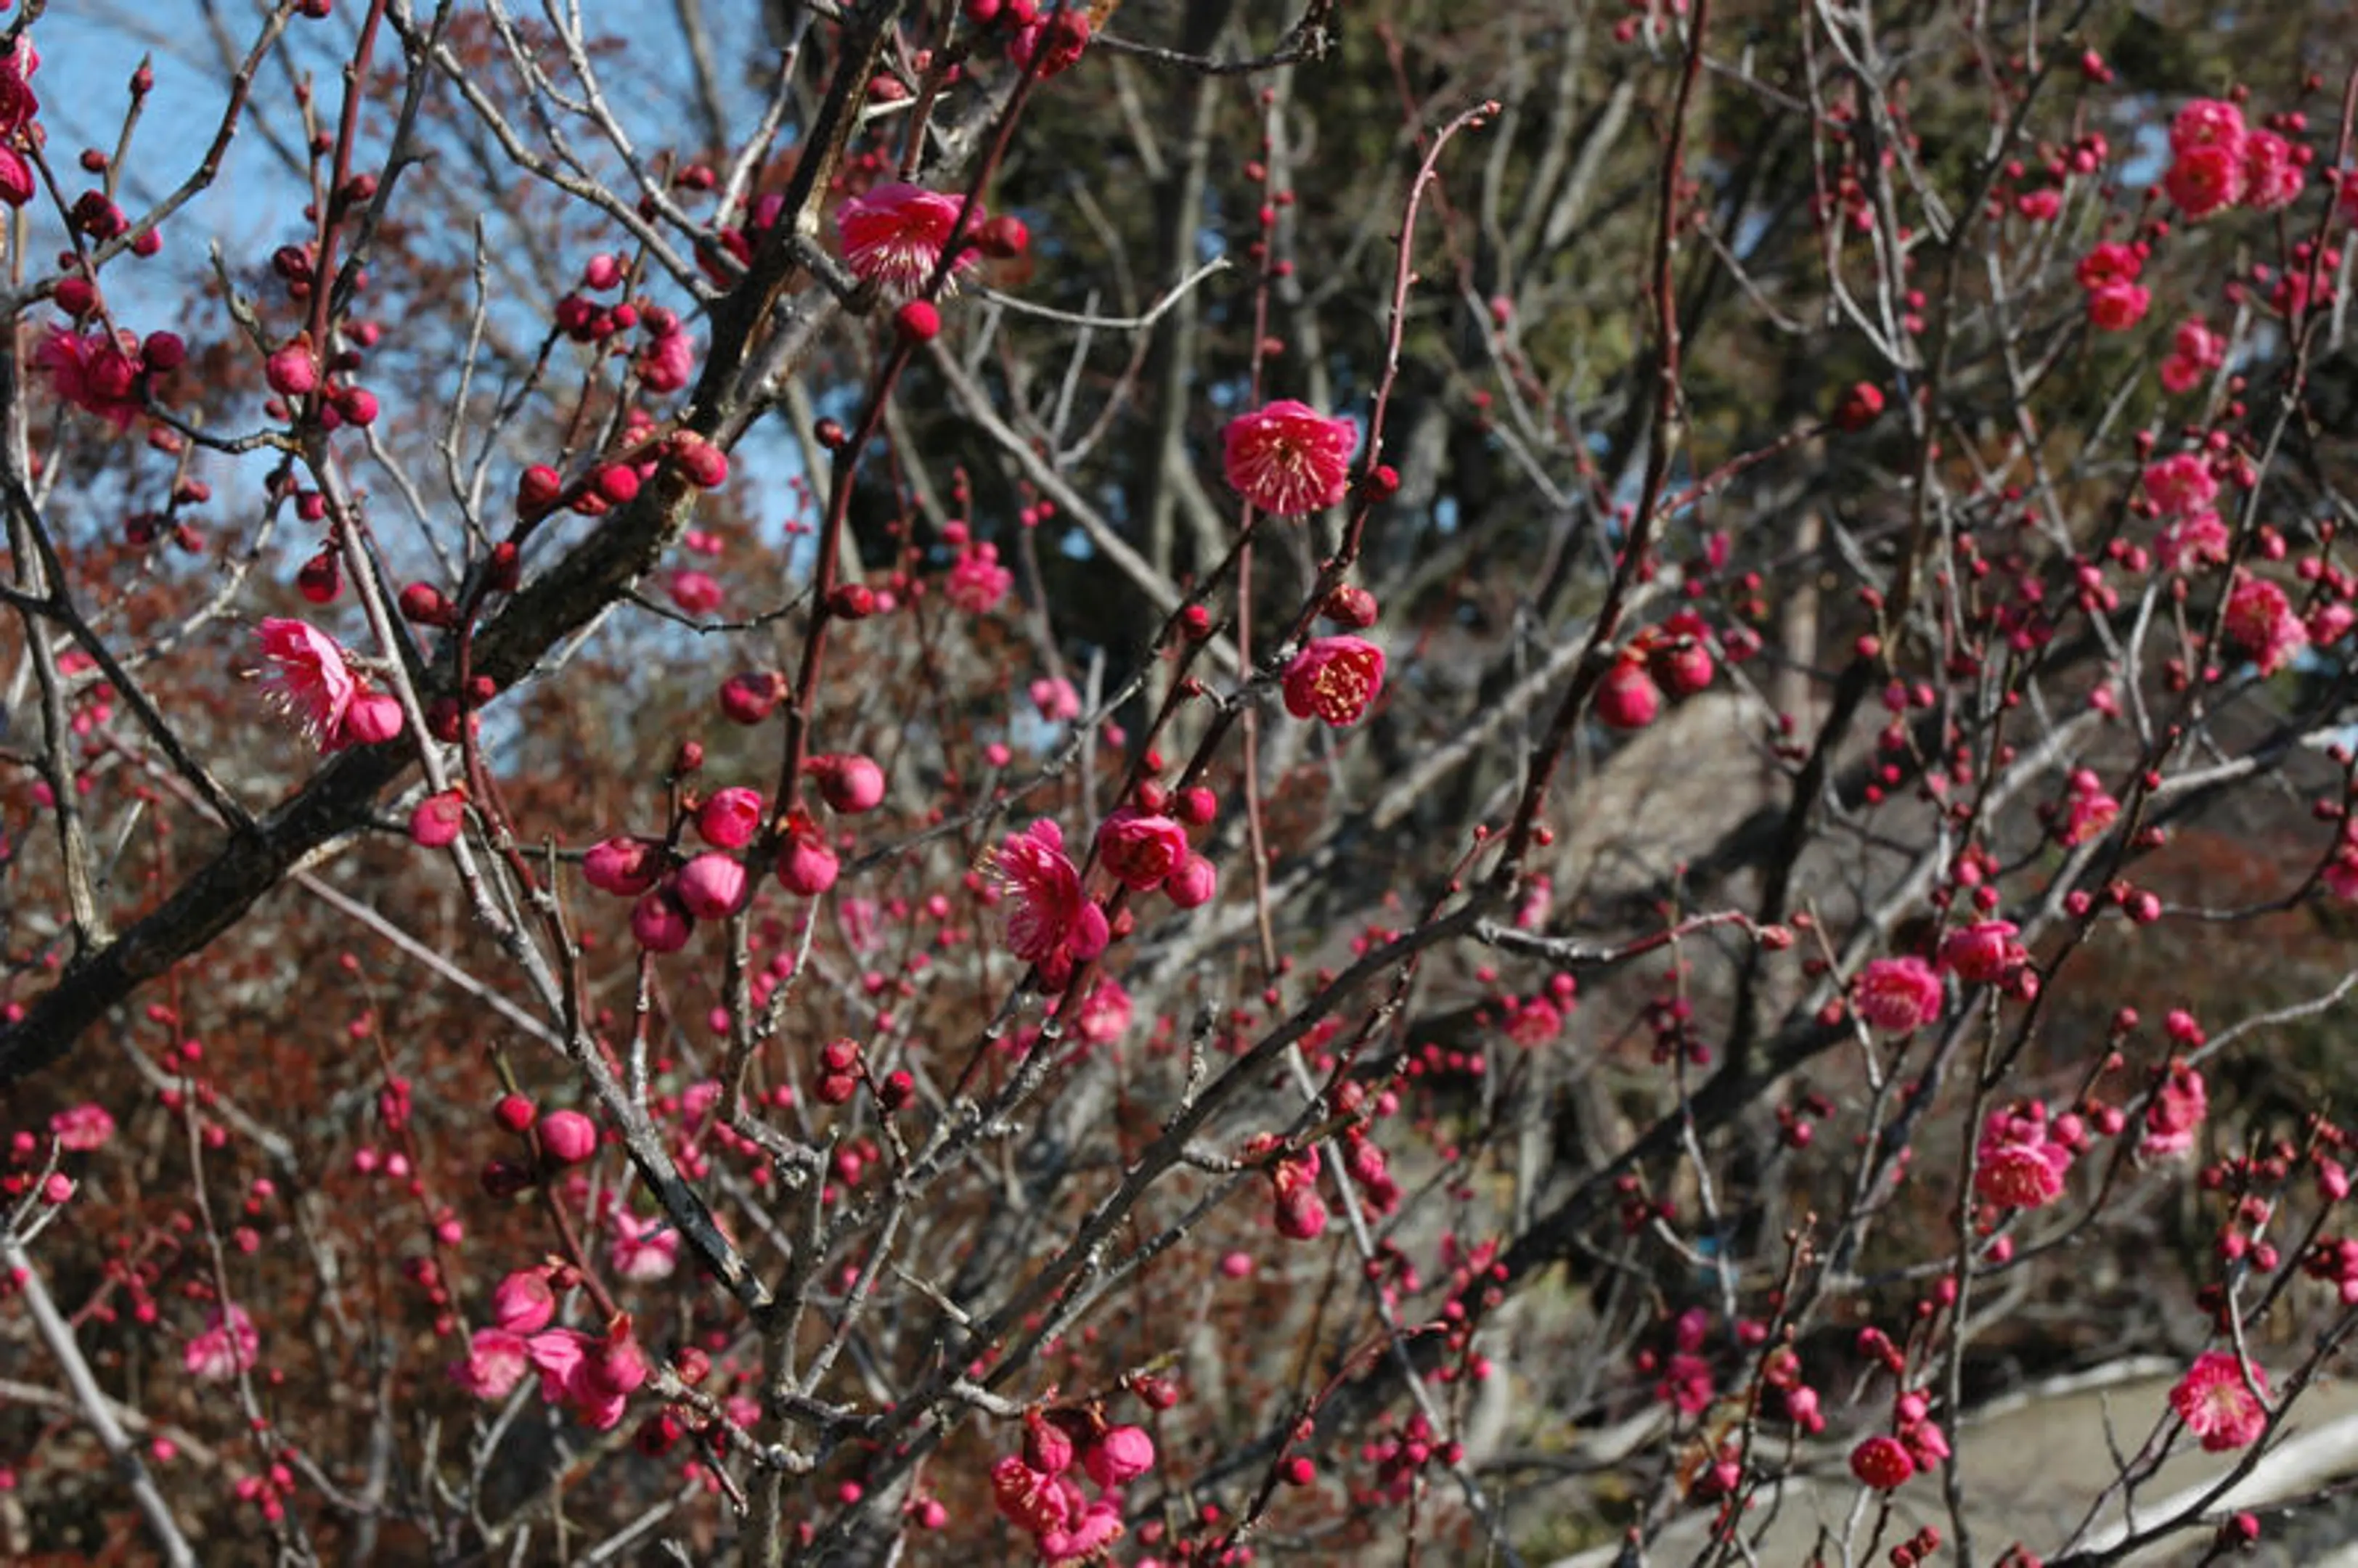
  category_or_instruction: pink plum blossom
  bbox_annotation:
[836,182,979,295]
[608,1209,680,1281]
[1973,1102,2074,1210]
[2170,1351,2269,1451]
[1223,401,1357,516]
[985,819,1109,984]
[184,1306,259,1383]
[1852,955,1943,1033]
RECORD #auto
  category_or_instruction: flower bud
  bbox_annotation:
[539,1109,597,1165]
[54,274,99,317]
[297,549,340,605]
[1084,1425,1156,1488]
[142,331,187,372]
[1322,584,1379,628]
[339,692,404,746]
[1596,657,1661,730]
[491,1268,555,1334]
[1165,854,1217,908]
[1651,638,1716,699]
[695,788,764,850]
[631,888,696,952]
[585,1326,649,1398]
[672,853,747,920]
[669,432,728,489]
[1850,1434,1914,1490]
[594,462,640,506]
[776,833,841,897]
[518,465,563,513]
[1275,1182,1328,1241]
[0,150,35,209]
[486,541,522,593]
[266,340,320,398]
[895,300,940,342]
[583,836,663,897]
[1023,1410,1074,1476]
[479,1158,535,1199]
[399,581,454,626]
[719,670,785,724]
[1834,381,1886,433]
[409,789,466,848]
[811,753,886,814]
[827,582,877,619]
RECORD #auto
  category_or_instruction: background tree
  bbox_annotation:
[4,1,2358,1564]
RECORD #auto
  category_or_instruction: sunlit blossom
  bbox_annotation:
[1282,636,1386,726]
[984,819,1109,984]
[1222,401,1357,516]
[253,618,356,748]
[836,182,980,295]
[1973,1103,2073,1210]
[2170,1351,2269,1451]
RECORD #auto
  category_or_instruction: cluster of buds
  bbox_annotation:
[2159,315,2227,394]
[2073,240,2150,333]
[477,1097,600,1197]
[0,39,38,208]
[448,1266,650,1433]
[2051,768,2121,848]
[812,1036,912,1113]
[259,305,381,431]
[1355,1410,1458,1506]
[1093,801,1215,909]
[578,752,884,952]
[990,1404,1154,1561]
[1338,1125,1400,1215]
[552,255,702,396]
[2002,128,2108,225]
[945,536,1014,613]
[1641,1307,1723,1417]
[1596,611,1721,731]
[1243,1135,1328,1242]
[1774,1091,1834,1151]
[2301,1232,2358,1304]
[1847,1389,1950,1492]
[1759,1342,1826,1434]
[38,324,184,432]
[973,0,1094,81]
[2137,1058,2209,1161]
[1485,976,1575,1047]
[1889,1524,1946,1567]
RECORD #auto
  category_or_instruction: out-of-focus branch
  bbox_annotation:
[2,1230,199,1568]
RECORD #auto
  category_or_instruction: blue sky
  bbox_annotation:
[39,7,297,272]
